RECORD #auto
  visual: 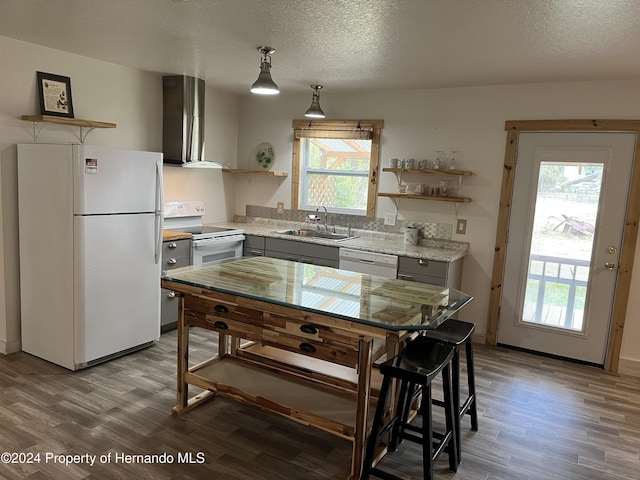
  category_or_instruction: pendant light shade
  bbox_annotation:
[304,84,325,118]
[250,47,279,95]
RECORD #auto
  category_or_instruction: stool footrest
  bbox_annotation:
[461,394,476,415]
[374,419,399,443]
[400,430,453,455]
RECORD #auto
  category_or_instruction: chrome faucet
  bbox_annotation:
[315,206,329,231]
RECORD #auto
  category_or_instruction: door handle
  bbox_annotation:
[605,262,616,270]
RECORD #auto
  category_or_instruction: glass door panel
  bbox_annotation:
[521,162,603,332]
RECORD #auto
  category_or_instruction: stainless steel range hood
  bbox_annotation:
[162,75,228,168]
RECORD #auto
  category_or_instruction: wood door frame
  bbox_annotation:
[487,120,640,372]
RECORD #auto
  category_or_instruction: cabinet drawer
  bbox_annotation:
[262,312,359,367]
[397,256,448,279]
[397,272,447,286]
[244,235,265,250]
[164,255,190,270]
[162,239,191,259]
[161,287,178,330]
[265,237,339,262]
[184,294,262,340]
[262,330,359,368]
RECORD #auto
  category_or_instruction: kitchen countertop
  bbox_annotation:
[163,230,192,242]
[211,218,468,263]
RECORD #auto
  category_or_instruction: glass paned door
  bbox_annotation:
[522,162,602,333]
[499,132,635,365]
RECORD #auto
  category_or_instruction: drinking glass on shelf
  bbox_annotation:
[439,180,450,197]
[437,151,449,170]
[449,151,459,170]
[434,151,444,170]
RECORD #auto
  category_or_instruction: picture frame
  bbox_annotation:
[36,71,74,118]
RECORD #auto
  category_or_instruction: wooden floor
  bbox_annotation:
[1,329,639,480]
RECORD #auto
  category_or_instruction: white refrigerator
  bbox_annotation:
[17,144,164,370]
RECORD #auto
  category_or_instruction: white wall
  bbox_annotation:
[0,36,239,353]
[236,81,640,371]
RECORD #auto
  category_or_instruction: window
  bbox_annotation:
[292,119,383,217]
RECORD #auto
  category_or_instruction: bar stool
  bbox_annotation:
[423,319,478,461]
[361,337,458,480]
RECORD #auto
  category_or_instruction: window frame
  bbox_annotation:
[291,119,383,217]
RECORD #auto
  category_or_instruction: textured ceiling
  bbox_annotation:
[1,0,640,95]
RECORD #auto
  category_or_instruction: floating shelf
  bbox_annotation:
[21,115,117,129]
[378,192,471,203]
[381,165,473,215]
[382,167,472,176]
[21,115,116,143]
[222,169,288,177]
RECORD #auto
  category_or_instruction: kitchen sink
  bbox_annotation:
[273,228,358,241]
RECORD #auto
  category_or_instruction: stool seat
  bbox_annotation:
[362,336,458,480]
[381,337,455,384]
[423,318,475,346]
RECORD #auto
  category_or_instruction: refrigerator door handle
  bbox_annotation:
[154,159,164,264]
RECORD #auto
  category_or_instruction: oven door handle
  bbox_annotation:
[192,235,245,248]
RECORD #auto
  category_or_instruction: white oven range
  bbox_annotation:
[164,200,245,264]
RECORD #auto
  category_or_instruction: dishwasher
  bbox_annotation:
[339,248,398,278]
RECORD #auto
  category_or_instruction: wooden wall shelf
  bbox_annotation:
[222,169,288,177]
[378,192,471,203]
[21,115,117,129]
[380,165,473,214]
[21,115,116,143]
[382,167,472,176]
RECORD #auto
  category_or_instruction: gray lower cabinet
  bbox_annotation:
[247,234,461,288]
[243,234,266,257]
[396,256,463,289]
[161,238,191,332]
[264,237,339,268]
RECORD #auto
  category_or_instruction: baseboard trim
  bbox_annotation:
[619,358,640,378]
[496,343,604,369]
[473,332,486,344]
[0,338,21,355]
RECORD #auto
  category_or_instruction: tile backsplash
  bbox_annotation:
[245,205,453,240]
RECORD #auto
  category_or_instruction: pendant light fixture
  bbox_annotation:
[250,47,279,95]
[304,84,325,118]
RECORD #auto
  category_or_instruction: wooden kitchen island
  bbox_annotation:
[161,256,472,480]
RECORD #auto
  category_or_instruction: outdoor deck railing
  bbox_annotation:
[527,254,590,329]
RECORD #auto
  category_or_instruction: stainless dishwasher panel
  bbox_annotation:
[338,248,398,278]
